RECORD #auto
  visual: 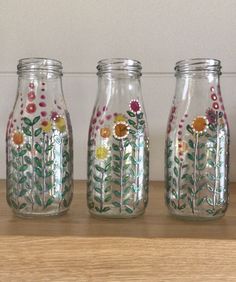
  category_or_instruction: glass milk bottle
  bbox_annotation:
[165,58,229,220]
[87,58,149,218]
[6,58,73,217]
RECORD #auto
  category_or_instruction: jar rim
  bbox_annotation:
[17,57,63,75]
[97,58,142,76]
[175,58,221,74]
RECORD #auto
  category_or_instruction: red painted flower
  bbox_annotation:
[213,102,219,110]
[211,93,217,101]
[26,103,36,114]
[129,99,141,113]
[28,91,36,101]
[51,111,59,121]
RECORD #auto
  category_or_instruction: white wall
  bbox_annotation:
[0,0,236,180]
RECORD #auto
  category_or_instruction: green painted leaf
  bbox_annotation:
[124,140,130,147]
[123,198,130,205]
[23,117,32,126]
[208,123,216,132]
[112,201,121,207]
[179,203,186,210]
[34,167,43,177]
[34,194,42,206]
[173,167,178,177]
[26,143,32,151]
[102,207,110,212]
[207,198,214,206]
[112,144,119,151]
[63,151,70,161]
[24,156,32,164]
[139,120,145,126]
[188,139,195,149]
[113,179,121,185]
[125,207,133,214]
[187,153,194,161]
[137,112,143,119]
[113,155,121,161]
[22,126,32,136]
[11,148,18,157]
[104,195,112,202]
[207,159,215,168]
[11,200,18,209]
[46,183,54,190]
[19,176,27,184]
[186,124,194,134]
[122,176,130,185]
[33,116,40,125]
[63,136,69,146]
[34,157,42,168]
[35,143,42,154]
[123,153,130,160]
[94,175,102,182]
[46,160,54,166]
[174,156,180,164]
[129,129,136,135]
[171,200,177,209]
[18,164,28,172]
[171,189,178,199]
[94,196,101,203]
[46,171,53,177]
[19,189,27,197]
[95,165,105,173]
[34,128,42,137]
[95,187,102,194]
[127,110,135,117]
[19,203,27,209]
[196,163,206,170]
[206,209,214,214]
[45,144,54,153]
[196,198,205,206]
[188,187,194,196]
[35,182,43,191]
[180,193,187,200]
[197,153,205,161]
[46,197,54,207]
[105,163,111,172]
[113,166,121,173]
[18,149,27,157]
[124,186,131,194]
[128,119,136,127]
[113,190,121,197]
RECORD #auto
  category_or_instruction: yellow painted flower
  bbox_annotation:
[41,120,52,133]
[55,116,66,132]
[113,121,129,139]
[178,140,188,154]
[114,114,127,123]
[100,127,111,138]
[12,131,24,146]
[191,116,208,134]
[95,146,109,160]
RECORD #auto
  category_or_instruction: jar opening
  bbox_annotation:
[97,58,142,76]
[175,58,221,75]
[17,57,63,75]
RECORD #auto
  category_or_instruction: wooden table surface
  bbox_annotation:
[0,180,236,281]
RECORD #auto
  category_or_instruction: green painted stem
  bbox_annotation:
[119,140,125,214]
[193,134,199,214]
[214,111,219,210]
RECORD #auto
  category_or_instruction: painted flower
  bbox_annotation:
[178,140,188,154]
[95,146,109,160]
[113,121,129,139]
[114,114,127,123]
[100,127,111,138]
[55,116,66,132]
[191,116,208,134]
[28,91,36,101]
[212,102,219,110]
[12,131,24,146]
[206,108,217,124]
[51,111,59,121]
[41,120,52,133]
[129,99,141,113]
[26,103,36,114]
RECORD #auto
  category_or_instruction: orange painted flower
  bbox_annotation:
[12,131,24,146]
[191,116,208,134]
[100,127,111,138]
[113,122,129,139]
[41,120,52,133]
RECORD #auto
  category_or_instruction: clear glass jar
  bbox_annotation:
[165,58,229,220]
[6,58,73,217]
[87,58,149,218]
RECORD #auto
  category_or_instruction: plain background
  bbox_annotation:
[0,0,236,180]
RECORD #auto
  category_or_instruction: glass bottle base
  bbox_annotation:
[89,208,145,219]
[12,208,69,218]
[169,211,225,221]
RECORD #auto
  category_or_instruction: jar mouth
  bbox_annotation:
[175,58,221,75]
[97,58,142,76]
[17,57,63,75]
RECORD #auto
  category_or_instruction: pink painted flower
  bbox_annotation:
[41,111,47,117]
[213,102,219,110]
[26,103,36,114]
[211,93,217,101]
[129,99,141,113]
[206,108,216,124]
[39,102,46,107]
[51,111,59,121]
[28,91,36,101]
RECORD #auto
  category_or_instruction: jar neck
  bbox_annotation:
[97,58,142,79]
[175,58,221,78]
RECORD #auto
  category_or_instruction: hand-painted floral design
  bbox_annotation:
[6,80,73,217]
[95,146,109,160]
[114,114,127,123]
[129,99,141,113]
[191,116,208,134]
[100,127,111,138]
[113,121,129,139]
[26,103,36,114]
[206,108,217,124]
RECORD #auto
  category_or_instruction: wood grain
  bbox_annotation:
[0,180,236,281]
